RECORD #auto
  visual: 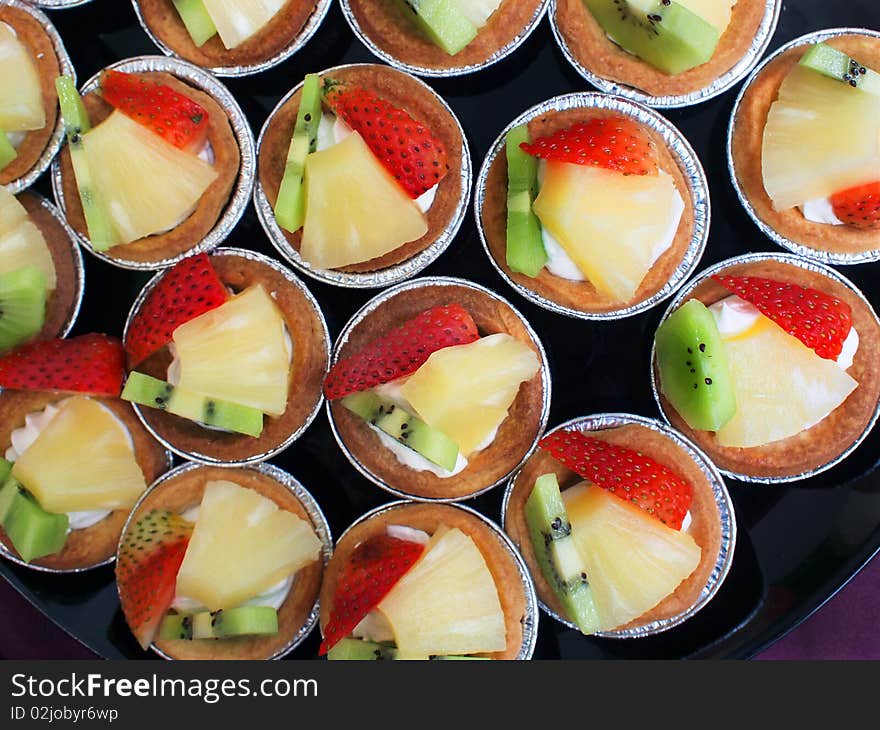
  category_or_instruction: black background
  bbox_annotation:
[2,0,880,660]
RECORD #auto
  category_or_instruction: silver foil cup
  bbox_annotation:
[254,63,472,289]
[501,413,736,639]
[131,0,333,77]
[3,0,75,194]
[650,252,880,484]
[29,1,93,8]
[340,0,549,78]
[550,0,781,108]
[475,92,710,320]
[727,28,880,266]
[50,55,256,271]
[116,461,334,660]
[330,500,539,659]
[123,247,332,468]
[327,276,552,501]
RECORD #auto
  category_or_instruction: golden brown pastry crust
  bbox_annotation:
[319,502,529,659]
[0,392,170,571]
[480,106,696,314]
[653,258,880,479]
[504,422,723,631]
[554,0,768,98]
[58,71,240,266]
[136,0,319,70]
[0,5,60,186]
[347,0,545,72]
[129,465,324,660]
[730,34,880,257]
[131,250,329,464]
[329,282,547,500]
[258,64,464,273]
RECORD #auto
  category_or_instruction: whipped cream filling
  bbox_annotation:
[800,197,844,226]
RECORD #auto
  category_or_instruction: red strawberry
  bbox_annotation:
[711,274,853,360]
[519,117,658,175]
[324,303,479,400]
[539,430,692,529]
[125,253,228,366]
[116,510,193,650]
[98,70,209,153]
[320,534,424,655]
[830,181,880,229]
[0,334,125,396]
[323,80,449,198]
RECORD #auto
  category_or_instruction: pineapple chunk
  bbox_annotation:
[533,163,683,302]
[400,333,540,455]
[378,526,506,659]
[301,132,428,270]
[715,312,857,448]
[82,111,218,244]
[0,22,46,132]
[762,64,880,210]
[201,0,286,49]
[11,397,147,513]
[0,188,55,289]
[563,483,701,631]
[0,185,28,236]
[175,480,321,611]
[172,284,290,417]
[675,0,735,35]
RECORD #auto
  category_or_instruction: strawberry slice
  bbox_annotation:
[323,80,450,198]
[125,253,228,366]
[324,303,479,400]
[830,181,880,229]
[711,274,853,360]
[519,117,658,175]
[98,70,209,153]
[116,510,193,650]
[320,534,424,655]
[539,430,692,529]
[0,334,125,396]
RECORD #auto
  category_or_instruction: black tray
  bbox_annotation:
[2,0,879,661]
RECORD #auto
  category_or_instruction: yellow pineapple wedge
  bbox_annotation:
[172,284,290,416]
[675,0,735,34]
[0,22,45,132]
[762,64,880,210]
[533,163,683,302]
[377,526,506,659]
[0,188,55,289]
[399,333,540,454]
[12,397,147,513]
[201,0,286,49]
[175,480,321,611]
[715,309,857,448]
[300,132,427,269]
[563,483,701,631]
[0,185,28,236]
[82,111,217,244]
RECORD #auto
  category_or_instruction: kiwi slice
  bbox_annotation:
[655,298,736,431]
[327,638,398,660]
[0,132,17,170]
[342,391,459,471]
[525,473,600,634]
[799,43,880,95]
[2,487,68,563]
[0,266,47,353]
[0,476,19,523]
[505,124,547,278]
[172,0,218,47]
[159,606,279,641]
[393,0,478,56]
[0,458,11,486]
[121,372,264,437]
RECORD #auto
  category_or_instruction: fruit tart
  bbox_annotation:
[730,31,880,262]
[552,0,777,104]
[503,415,733,636]
[327,277,549,501]
[0,1,72,191]
[134,0,331,75]
[0,186,83,355]
[478,96,706,318]
[341,0,547,76]
[652,254,880,482]
[116,463,329,659]
[0,334,170,571]
[54,61,248,269]
[122,249,330,466]
[320,501,536,660]
[256,64,469,286]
